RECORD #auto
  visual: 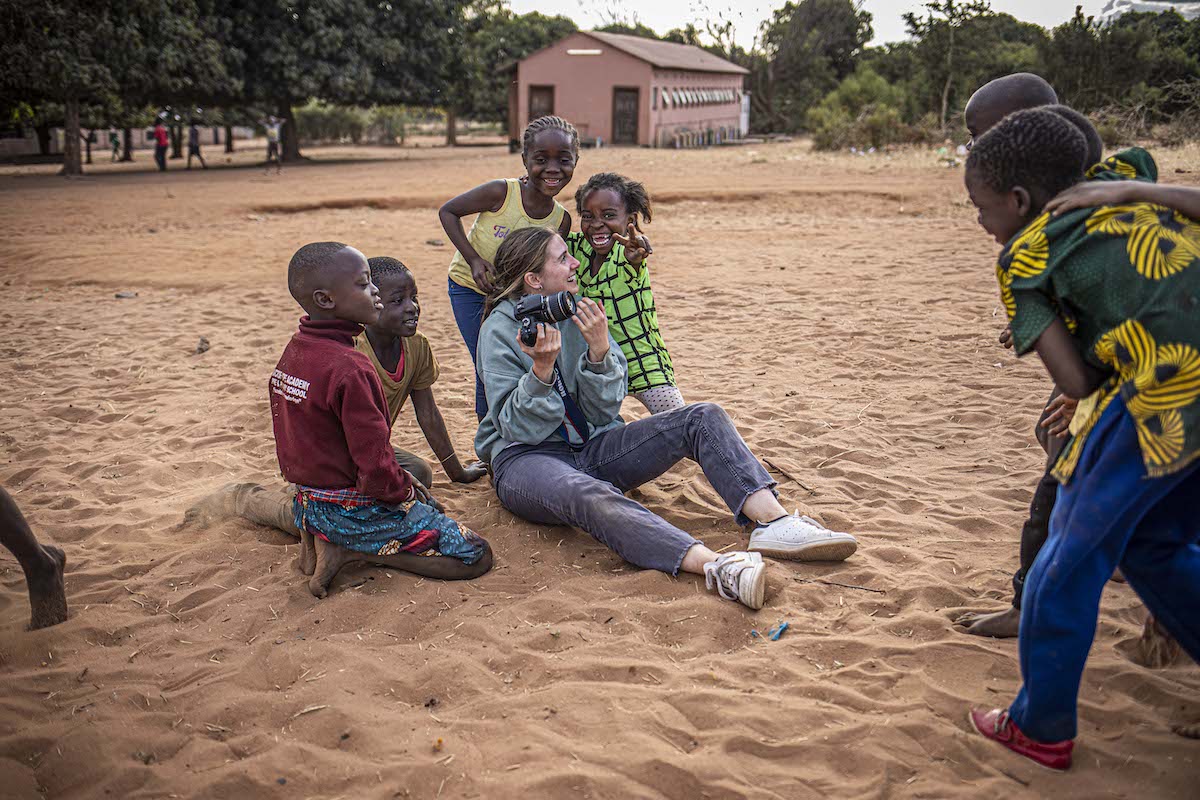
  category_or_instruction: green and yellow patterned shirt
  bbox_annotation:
[567,232,676,393]
[998,149,1200,482]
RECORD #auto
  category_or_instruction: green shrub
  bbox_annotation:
[370,106,409,146]
[807,66,920,150]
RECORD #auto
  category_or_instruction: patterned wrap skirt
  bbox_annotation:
[293,486,487,565]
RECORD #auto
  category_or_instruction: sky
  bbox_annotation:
[507,0,1114,48]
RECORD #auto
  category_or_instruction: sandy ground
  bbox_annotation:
[1,139,1198,799]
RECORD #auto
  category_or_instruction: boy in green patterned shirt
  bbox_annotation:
[568,173,683,414]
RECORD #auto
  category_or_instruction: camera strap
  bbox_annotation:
[551,365,590,450]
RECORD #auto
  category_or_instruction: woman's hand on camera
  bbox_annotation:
[572,298,610,363]
[518,323,561,384]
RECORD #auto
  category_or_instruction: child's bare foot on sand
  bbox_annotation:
[1173,721,1200,739]
[27,544,68,630]
[178,482,300,535]
[955,606,1020,638]
[178,482,257,529]
[1124,613,1182,668]
[308,536,361,598]
[297,530,316,576]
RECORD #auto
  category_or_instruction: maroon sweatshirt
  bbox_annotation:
[269,317,414,504]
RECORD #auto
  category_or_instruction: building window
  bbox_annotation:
[653,87,658,110]
[662,89,672,109]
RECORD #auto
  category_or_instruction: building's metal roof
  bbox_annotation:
[581,31,749,75]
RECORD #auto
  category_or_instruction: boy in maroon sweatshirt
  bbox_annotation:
[272,241,491,597]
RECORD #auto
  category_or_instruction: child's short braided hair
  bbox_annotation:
[575,172,653,231]
[1042,104,1103,168]
[967,108,1088,199]
[367,256,411,282]
[522,116,579,161]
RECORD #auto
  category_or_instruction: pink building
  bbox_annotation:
[509,31,749,148]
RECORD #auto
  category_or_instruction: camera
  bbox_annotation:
[515,291,577,346]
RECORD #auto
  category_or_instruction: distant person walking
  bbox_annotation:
[187,122,207,170]
[153,119,169,172]
[109,131,120,162]
[265,116,283,174]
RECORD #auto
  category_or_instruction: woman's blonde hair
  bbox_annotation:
[484,226,558,317]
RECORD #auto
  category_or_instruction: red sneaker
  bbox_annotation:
[969,708,1073,771]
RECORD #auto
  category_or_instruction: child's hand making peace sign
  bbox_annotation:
[613,221,653,266]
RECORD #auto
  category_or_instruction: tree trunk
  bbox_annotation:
[170,125,183,158]
[60,98,82,176]
[224,124,234,153]
[279,101,302,161]
[84,129,93,164]
[35,123,52,155]
[940,28,955,131]
[121,127,134,161]
[212,127,219,145]
[446,108,457,146]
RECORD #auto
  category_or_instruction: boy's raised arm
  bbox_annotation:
[1047,181,1200,220]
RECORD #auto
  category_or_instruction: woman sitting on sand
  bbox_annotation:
[473,227,860,610]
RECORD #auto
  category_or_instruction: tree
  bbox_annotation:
[664,24,702,46]
[436,2,578,144]
[1039,8,1200,118]
[760,0,874,131]
[0,0,229,175]
[903,0,993,131]
[221,0,467,161]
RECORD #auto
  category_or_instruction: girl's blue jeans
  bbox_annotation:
[447,278,488,420]
[1009,396,1200,742]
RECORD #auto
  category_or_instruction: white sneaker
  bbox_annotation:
[749,512,858,561]
[704,551,766,610]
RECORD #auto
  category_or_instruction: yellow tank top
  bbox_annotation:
[447,178,567,293]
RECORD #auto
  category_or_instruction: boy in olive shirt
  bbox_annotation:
[183,257,486,535]
[355,257,487,486]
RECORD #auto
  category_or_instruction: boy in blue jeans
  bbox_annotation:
[964,108,1200,771]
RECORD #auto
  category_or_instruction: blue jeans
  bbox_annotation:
[448,278,487,420]
[491,403,777,574]
[1009,397,1200,742]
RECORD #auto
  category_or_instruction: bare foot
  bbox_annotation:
[1128,614,1182,668]
[27,544,67,630]
[297,530,316,576]
[1172,721,1200,739]
[308,537,362,598]
[178,482,300,536]
[954,606,1021,638]
[176,482,257,530]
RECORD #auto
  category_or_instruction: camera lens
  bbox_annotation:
[545,291,577,322]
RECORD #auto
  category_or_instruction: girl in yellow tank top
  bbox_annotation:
[438,116,579,419]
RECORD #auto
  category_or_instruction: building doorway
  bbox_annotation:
[612,88,639,145]
[529,86,554,122]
